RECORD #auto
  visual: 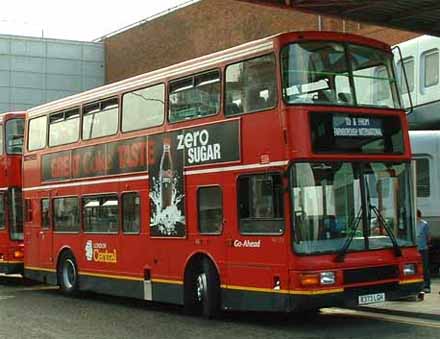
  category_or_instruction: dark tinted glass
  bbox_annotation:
[83,195,119,233]
[198,187,223,234]
[42,199,50,229]
[238,174,284,234]
[122,193,140,233]
[54,197,80,232]
[9,188,23,240]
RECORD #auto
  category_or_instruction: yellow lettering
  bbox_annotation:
[93,249,117,264]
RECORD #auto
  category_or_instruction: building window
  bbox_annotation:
[225,54,277,116]
[53,197,80,232]
[49,108,79,147]
[198,186,223,234]
[238,173,284,234]
[169,70,220,122]
[122,193,140,234]
[122,84,164,132]
[28,116,47,151]
[397,57,414,94]
[83,195,119,233]
[41,199,50,229]
[416,158,430,197]
[424,50,439,88]
[83,98,119,140]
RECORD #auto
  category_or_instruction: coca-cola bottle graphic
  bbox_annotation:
[159,143,174,211]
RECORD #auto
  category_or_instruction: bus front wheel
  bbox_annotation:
[57,251,79,295]
[185,259,220,318]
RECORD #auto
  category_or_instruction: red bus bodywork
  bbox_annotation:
[0,112,25,275]
[23,32,423,313]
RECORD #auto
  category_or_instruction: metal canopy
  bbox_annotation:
[237,0,440,37]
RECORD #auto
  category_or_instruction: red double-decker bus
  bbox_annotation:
[0,112,25,275]
[23,31,422,316]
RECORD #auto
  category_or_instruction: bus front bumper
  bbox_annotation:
[221,280,423,312]
[290,280,424,311]
[0,261,24,275]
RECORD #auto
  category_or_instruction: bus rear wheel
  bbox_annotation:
[185,259,220,318]
[57,251,79,295]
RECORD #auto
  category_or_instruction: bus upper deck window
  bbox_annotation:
[225,54,277,116]
[169,70,220,123]
[49,109,79,147]
[83,98,119,140]
[28,116,47,151]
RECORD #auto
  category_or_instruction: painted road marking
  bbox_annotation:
[0,285,58,293]
[22,286,59,292]
[322,308,440,329]
[0,296,15,300]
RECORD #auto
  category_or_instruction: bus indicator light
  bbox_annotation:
[300,274,320,287]
[13,250,24,259]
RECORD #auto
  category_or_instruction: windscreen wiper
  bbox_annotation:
[335,207,363,262]
[369,204,402,257]
[364,177,402,257]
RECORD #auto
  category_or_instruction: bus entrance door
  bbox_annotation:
[38,196,54,270]
[224,172,288,311]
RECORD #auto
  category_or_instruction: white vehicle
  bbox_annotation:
[410,130,440,272]
[395,35,440,128]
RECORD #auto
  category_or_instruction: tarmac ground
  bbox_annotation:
[360,277,439,320]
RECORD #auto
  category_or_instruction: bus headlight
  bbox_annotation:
[320,271,336,285]
[403,263,416,276]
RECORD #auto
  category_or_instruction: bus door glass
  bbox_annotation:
[0,193,6,257]
[8,188,23,241]
[39,197,53,268]
[195,184,225,263]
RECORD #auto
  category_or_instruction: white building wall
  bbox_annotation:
[0,34,104,112]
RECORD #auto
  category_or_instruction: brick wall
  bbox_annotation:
[104,0,418,83]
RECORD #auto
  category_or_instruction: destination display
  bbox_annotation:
[310,112,403,154]
[332,116,383,137]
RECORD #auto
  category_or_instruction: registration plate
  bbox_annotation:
[358,293,385,305]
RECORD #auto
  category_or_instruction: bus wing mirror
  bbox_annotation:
[392,45,413,114]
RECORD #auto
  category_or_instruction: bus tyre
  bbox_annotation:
[57,251,79,295]
[185,259,220,318]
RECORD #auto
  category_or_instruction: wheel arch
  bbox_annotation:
[55,246,76,282]
[183,251,221,283]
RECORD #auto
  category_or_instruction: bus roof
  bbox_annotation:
[0,112,26,123]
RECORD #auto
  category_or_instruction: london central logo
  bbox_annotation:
[84,240,117,264]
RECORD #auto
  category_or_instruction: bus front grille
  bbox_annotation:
[343,265,399,285]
